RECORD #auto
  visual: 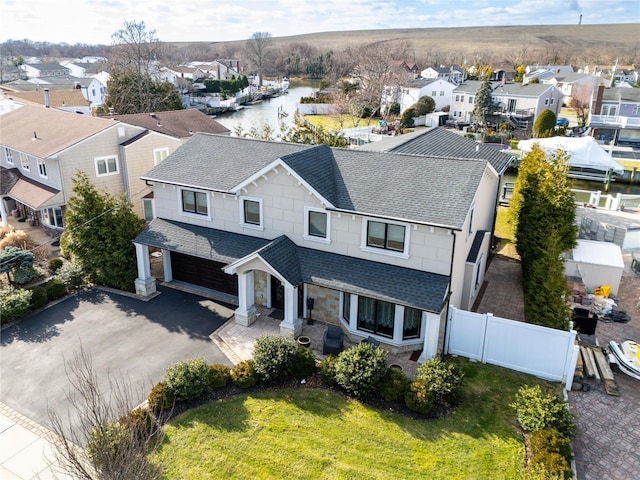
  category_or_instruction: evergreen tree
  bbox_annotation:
[60,172,144,291]
[509,144,576,329]
[532,108,557,138]
[472,76,495,127]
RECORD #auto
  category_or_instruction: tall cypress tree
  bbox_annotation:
[60,172,144,292]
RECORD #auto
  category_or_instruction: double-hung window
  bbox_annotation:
[239,196,262,228]
[153,147,169,165]
[95,156,118,176]
[37,159,47,178]
[181,189,208,216]
[5,148,13,165]
[20,153,29,171]
[366,220,406,253]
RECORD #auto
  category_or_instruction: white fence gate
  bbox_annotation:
[446,307,580,390]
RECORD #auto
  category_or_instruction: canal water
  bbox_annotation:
[215,79,321,137]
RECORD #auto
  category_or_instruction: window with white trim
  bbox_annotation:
[468,96,474,103]
[143,199,154,221]
[357,296,395,338]
[240,196,262,228]
[365,220,406,253]
[153,147,169,165]
[95,155,118,176]
[468,205,475,237]
[304,207,329,242]
[601,105,617,116]
[440,90,444,96]
[342,292,351,321]
[4,148,13,165]
[181,188,208,216]
[632,105,640,115]
[20,153,29,171]
[431,90,437,97]
[37,159,47,178]
[41,207,64,228]
[403,307,422,339]
[550,98,555,105]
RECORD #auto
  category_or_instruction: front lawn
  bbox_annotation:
[303,114,370,131]
[152,358,560,479]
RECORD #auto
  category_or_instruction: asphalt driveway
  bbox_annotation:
[0,285,234,432]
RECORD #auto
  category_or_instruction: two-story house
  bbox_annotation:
[132,133,503,361]
[382,78,456,114]
[450,81,563,128]
[421,66,465,85]
[589,86,640,145]
[20,63,69,78]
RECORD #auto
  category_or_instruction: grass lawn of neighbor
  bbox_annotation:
[303,114,370,131]
[152,357,561,479]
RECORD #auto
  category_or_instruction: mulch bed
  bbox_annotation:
[163,373,453,424]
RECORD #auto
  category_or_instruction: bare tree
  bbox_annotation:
[49,346,169,480]
[246,32,272,86]
[569,83,594,127]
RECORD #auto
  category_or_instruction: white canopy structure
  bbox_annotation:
[518,136,624,178]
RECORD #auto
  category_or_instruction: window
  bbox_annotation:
[153,147,169,165]
[468,96,474,103]
[440,90,444,96]
[468,206,475,237]
[342,292,351,321]
[632,105,640,115]
[243,199,261,225]
[455,94,461,102]
[550,98,555,105]
[544,98,549,105]
[304,207,329,242]
[366,220,406,252]
[143,199,154,221]
[181,189,208,216]
[4,148,13,165]
[403,307,422,339]
[432,90,437,97]
[357,296,394,338]
[95,156,118,176]
[37,159,47,178]
[41,207,63,228]
[475,256,483,289]
[20,153,29,171]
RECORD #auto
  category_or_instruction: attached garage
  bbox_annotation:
[171,252,238,296]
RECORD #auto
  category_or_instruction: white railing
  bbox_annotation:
[446,307,579,390]
[589,115,640,128]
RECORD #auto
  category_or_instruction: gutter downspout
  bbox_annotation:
[441,229,457,359]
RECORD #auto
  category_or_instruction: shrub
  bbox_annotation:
[0,229,34,250]
[510,139,520,149]
[13,266,40,285]
[291,346,317,379]
[511,385,575,437]
[147,382,175,415]
[377,367,409,402]
[416,357,464,408]
[164,357,213,401]
[533,108,557,138]
[119,407,154,442]
[529,428,572,466]
[404,379,435,414]
[318,354,338,385]
[252,335,297,382]
[400,107,416,128]
[28,285,48,310]
[54,260,87,290]
[333,342,388,397]
[530,451,572,480]
[208,364,231,388]
[48,257,64,273]
[45,278,67,301]
[231,360,258,389]
[0,285,32,325]
[86,420,125,472]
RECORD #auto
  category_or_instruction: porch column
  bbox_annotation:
[161,249,172,282]
[418,312,441,362]
[134,242,156,297]
[279,283,302,338]
[0,196,7,227]
[234,271,257,327]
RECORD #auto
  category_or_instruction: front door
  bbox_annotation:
[271,276,284,310]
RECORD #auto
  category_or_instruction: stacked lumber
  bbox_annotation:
[576,342,619,396]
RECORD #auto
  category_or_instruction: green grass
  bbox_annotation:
[494,206,519,259]
[303,114,369,131]
[152,358,560,479]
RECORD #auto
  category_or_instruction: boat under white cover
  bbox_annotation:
[609,340,640,380]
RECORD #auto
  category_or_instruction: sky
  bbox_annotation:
[1,0,639,45]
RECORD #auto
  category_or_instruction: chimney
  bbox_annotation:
[593,84,605,115]
[44,88,50,108]
[579,14,582,25]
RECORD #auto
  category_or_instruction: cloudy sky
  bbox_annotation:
[2,0,638,45]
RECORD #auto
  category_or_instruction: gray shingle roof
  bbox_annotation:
[110,109,231,138]
[466,230,487,263]
[455,80,554,97]
[137,220,449,313]
[134,218,269,263]
[383,127,513,175]
[143,133,487,229]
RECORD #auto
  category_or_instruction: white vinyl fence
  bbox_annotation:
[446,307,580,390]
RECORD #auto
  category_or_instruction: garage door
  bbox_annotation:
[171,252,238,296]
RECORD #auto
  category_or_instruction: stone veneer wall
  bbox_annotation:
[306,284,340,325]
[254,271,268,307]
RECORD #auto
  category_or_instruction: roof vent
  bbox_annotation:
[476,144,480,152]
[33,131,38,140]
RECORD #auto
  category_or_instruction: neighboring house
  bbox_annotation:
[62,61,103,78]
[185,60,242,80]
[0,88,91,114]
[525,64,574,75]
[1,76,107,110]
[531,71,603,106]
[450,81,563,128]
[589,86,640,145]
[382,78,456,114]
[132,132,505,361]
[0,97,25,116]
[21,63,69,78]
[0,105,143,231]
[109,109,231,218]
[421,66,464,85]
[390,60,419,76]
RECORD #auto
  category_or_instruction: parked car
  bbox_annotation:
[556,117,570,127]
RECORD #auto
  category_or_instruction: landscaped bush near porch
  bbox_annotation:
[333,341,388,397]
[252,335,298,381]
[164,357,215,401]
[415,357,464,408]
[0,285,32,325]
